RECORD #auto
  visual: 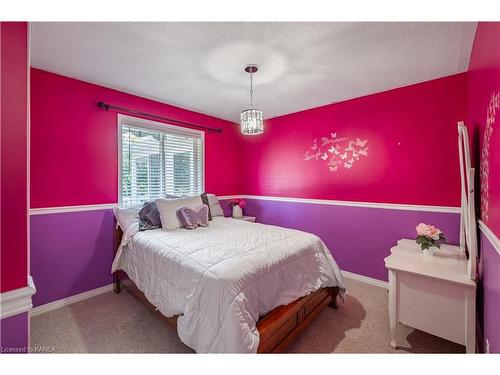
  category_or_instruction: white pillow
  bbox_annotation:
[113,206,140,235]
[156,196,203,230]
[207,194,224,217]
[112,206,141,272]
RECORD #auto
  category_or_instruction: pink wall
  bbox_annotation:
[1,22,29,292]
[241,74,467,207]
[467,22,500,354]
[30,68,244,208]
[468,23,500,238]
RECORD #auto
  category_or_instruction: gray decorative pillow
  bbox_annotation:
[207,194,224,217]
[200,193,213,221]
[177,205,209,229]
[138,201,162,231]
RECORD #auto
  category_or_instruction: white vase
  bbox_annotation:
[422,248,435,256]
[232,205,243,218]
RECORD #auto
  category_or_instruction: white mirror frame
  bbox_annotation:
[458,121,478,280]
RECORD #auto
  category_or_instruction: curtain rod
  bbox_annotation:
[97,101,223,133]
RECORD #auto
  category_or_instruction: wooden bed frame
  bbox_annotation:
[113,225,339,353]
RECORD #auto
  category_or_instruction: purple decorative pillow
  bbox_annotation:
[177,204,209,229]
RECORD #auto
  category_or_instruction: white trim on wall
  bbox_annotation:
[28,198,239,215]
[478,220,500,256]
[341,270,389,289]
[30,203,118,215]
[30,283,114,317]
[0,276,36,319]
[240,195,460,213]
[28,195,460,215]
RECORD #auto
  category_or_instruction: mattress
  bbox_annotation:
[112,216,344,353]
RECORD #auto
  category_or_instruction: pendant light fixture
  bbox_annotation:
[240,64,264,135]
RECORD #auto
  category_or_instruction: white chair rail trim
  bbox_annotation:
[29,195,460,215]
[0,276,36,319]
[30,203,117,215]
[240,195,460,213]
[478,220,500,256]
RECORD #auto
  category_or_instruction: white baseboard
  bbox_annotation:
[30,284,114,317]
[341,270,389,289]
[29,272,386,317]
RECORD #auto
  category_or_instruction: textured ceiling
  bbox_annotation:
[31,22,477,122]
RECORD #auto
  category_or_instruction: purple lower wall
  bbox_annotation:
[1,313,29,353]
[30,209,114,307]
[243,198,460,281]
[29,200,460,306]
[478,229,500,353]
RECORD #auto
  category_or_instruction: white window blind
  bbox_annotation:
[119,117,203,207]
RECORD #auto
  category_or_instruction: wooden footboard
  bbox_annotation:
[256,286,339,353]
[114,225,339,353]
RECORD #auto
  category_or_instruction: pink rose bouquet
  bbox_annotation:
[415,223,447,250]
[229,198,247,209]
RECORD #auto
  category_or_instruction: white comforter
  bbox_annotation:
[112,217,344,353]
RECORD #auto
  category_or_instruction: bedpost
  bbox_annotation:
[114,274,121,294]
[328,287,339,309]
[114,219,123,294]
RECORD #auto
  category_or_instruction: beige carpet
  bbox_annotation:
[30,278,465,353]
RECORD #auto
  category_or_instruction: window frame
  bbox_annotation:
[117,114,205,208]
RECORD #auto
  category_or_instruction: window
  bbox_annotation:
[119,115,204,207]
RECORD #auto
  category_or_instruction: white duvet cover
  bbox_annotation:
[112,217,344,353]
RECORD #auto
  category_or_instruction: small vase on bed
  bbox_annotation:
[229,198,247,219]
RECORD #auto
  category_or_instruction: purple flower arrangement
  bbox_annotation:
[229,198,247,209]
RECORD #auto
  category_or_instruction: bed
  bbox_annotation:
[112,216,345,353]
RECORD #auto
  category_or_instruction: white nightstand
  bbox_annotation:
[385,239,476,353]
[233,216,256,222]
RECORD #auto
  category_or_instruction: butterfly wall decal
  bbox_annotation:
[303,132,369,173]
[356,138,368,147]
[321,137,331,145]
[358,147,369,156]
